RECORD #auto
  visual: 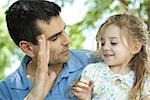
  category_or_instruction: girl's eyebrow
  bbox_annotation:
[100,37,118,39]
[110,37,118,39]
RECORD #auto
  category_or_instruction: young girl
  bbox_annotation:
[72,14,150,100]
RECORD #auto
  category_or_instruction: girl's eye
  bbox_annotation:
[111,42,118,45]
[101,42,105,46]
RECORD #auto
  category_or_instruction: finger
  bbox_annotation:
[46,41,50,65]
[79,79,90,85]
[72,86,83,92]
[37,38,44,69]
[47,70,57,90]
[75,79,90,88]
[37,34,47,72]
[79,79,93,87]
[41,35,46,67]
[75,81,89,89]
[72,90,82,97]
[72,89,87,100]
[89,80,94,87]
[49,70,57,83]
[73,85,91,94]
[43,70,57,97]
[73,81,93,93]
[39,34,46,57]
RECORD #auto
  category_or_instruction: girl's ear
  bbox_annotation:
[19,40,34,57]
[131,41,142,55]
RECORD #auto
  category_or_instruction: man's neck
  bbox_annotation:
[49,63,63,76]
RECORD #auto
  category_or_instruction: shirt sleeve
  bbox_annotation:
[0,81,12,100]
[141,76,150,98]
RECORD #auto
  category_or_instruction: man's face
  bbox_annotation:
[34,16,71,65]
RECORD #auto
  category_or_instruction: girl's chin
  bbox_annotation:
[103,61,114,65]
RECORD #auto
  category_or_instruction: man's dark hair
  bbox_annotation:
[5,0,61,46]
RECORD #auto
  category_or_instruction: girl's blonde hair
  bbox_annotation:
[96,14,150,99]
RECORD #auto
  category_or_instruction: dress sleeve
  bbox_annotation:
[141,76,150,98]
[81,63,104,99]
[80,63,100,81]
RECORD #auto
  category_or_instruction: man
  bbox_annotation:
[0,0,97,99]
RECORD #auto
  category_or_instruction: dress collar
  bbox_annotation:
[104,64,135,88]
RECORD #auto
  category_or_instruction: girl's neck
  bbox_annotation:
[109,65,131,75]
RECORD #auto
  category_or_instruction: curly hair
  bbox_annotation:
[96,14,150,99]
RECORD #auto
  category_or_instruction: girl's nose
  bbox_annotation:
[102,43,111,51]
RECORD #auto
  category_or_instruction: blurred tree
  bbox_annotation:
[0,8,17,79]
[148,0,150,31]
[0,0,149,79]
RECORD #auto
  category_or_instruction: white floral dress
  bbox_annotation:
[81,62,150,100]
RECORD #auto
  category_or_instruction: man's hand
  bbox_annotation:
[25,35,57,100]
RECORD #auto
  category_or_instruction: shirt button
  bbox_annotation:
[115,79,121,85]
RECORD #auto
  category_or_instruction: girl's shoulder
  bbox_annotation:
[83,62,107,72]
[81,62,108,81]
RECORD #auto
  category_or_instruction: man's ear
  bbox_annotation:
[131,42,142,55]
[19,40,34,57]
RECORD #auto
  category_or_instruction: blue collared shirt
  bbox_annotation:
[0,49,97,100]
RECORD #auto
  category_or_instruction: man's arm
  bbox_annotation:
[24,35,56,100]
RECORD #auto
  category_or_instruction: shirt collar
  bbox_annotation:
[9,51,84,89]
[54,51,83,83]
[9,55,32,90]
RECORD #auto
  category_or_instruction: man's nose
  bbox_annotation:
[62,32,71,45]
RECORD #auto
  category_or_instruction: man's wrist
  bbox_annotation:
[24,89,44,100]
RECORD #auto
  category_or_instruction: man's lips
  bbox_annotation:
[61,49,69,55]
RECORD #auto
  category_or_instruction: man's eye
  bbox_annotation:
[51,36,58,41]
[51,33,61,41]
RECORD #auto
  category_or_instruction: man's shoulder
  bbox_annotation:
[69,49,99,64]
[70,49,94,57]
[1,55,30,87]
[70,49,100,62]
[0,67,28,99]
[0,71,19,98]
[0,69,20,87]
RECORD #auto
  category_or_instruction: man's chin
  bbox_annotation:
[48,53,70,65]
[62,53,70,63]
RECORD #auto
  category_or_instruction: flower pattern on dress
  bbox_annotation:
[81,62,150,100]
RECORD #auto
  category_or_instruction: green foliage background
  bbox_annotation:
[0,0,149,79]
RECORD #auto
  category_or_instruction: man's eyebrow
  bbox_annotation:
[48,25,66,40]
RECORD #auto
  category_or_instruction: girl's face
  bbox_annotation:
[99,24,133,68]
